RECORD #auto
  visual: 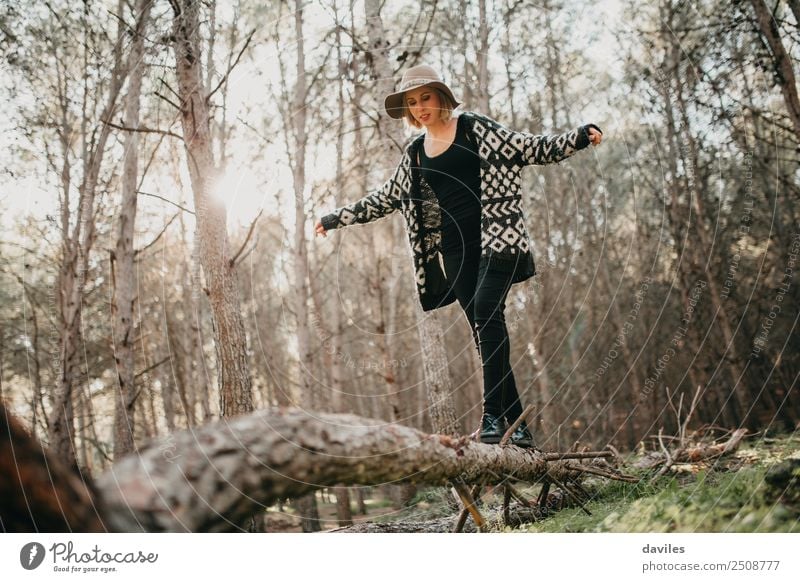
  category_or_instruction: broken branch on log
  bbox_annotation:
[500,404,534,446]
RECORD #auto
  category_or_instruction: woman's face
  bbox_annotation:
[405,86,442,127]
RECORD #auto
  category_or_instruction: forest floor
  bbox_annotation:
[265,429,799,533]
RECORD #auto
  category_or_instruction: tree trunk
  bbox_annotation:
[286,0,321,531]
[355,487,367,515]
[2,402,106,532]
[334,485,353,526]
[364,0,459,438]
[76,386,91,474]
[749,0,800,140]
[160,361,177,433]
[327,11,349,415]
[476,0,491,114]
[170,0,254,419]
[289,1,316,411]
[49,0,129,465]
[112,0,152,458]
[96,407,614,532]
[187,226,214,422]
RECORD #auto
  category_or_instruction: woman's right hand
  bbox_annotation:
[314,220,327,237]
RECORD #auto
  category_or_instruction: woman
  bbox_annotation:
[315,64,602,448]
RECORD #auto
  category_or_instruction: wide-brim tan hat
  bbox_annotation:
[384,64,461,119]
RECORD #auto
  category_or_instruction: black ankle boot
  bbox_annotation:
[509,421,536,449]
[480,413,506,444]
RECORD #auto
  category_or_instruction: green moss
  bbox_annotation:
[515,431,800,533]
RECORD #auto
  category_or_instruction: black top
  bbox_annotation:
[418,114,482,255]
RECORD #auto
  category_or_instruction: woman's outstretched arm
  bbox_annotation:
[472,112,603,166]
[514,123,602,165]
[317,150,412,234]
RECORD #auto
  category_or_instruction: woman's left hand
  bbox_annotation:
[588,126,603,146]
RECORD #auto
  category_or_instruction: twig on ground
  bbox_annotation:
[452,481,485,532]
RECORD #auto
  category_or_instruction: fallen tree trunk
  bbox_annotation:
[96,408,629,532]
[1,402,106,532]
[2,401,632,533]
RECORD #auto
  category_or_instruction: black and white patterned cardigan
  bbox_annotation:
[320,110,599,311]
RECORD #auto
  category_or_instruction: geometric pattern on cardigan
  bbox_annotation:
[320,110,595,311]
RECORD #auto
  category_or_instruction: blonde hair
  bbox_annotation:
[403,87,457,129]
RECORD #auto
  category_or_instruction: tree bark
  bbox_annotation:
[327,5,349,415]
[186,216,214,422]
[49,0,129,465]
[285,0,321,531]
[3,400,627,533]
[95,407,591,532]
[170,0,253,418]
[749,0,800,140]
[2,401,106,532]
[334,485,353,526]
[288,0,316,411]
[476,0,491,114]
[111,0,152,458]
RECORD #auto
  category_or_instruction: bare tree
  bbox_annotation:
[49,0,130,464]
[111,0,153,458]
[169,0,254,417]
[749,0,800,140]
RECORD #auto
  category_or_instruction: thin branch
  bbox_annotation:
[542,451,614,461]
[680,384,703,448]
[130,356,171,406]
[236,115,275,146]
[487,469,535,508]
[547,474,591,515]
[536,480,551,510]
[82,435,114,463]
[451,480,485,532]
[500,404,534,446]
[102,118,183,140]
[306,32,337,97]
[453,484,482,532]
[564,462,639,483]
[502,485,511,525]
[665,386,681,436]
[135,356,171,380]
[135,213,180,257]
[160,76,183,102]
[605,444,624,466]
[229,208,263,268]
[138,190,195,214]
[207,28,256,101]
[155,91,182,111]
[232,239,258,267]
[652,428,674,482]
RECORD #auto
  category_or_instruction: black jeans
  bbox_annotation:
[442,244,525,423]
